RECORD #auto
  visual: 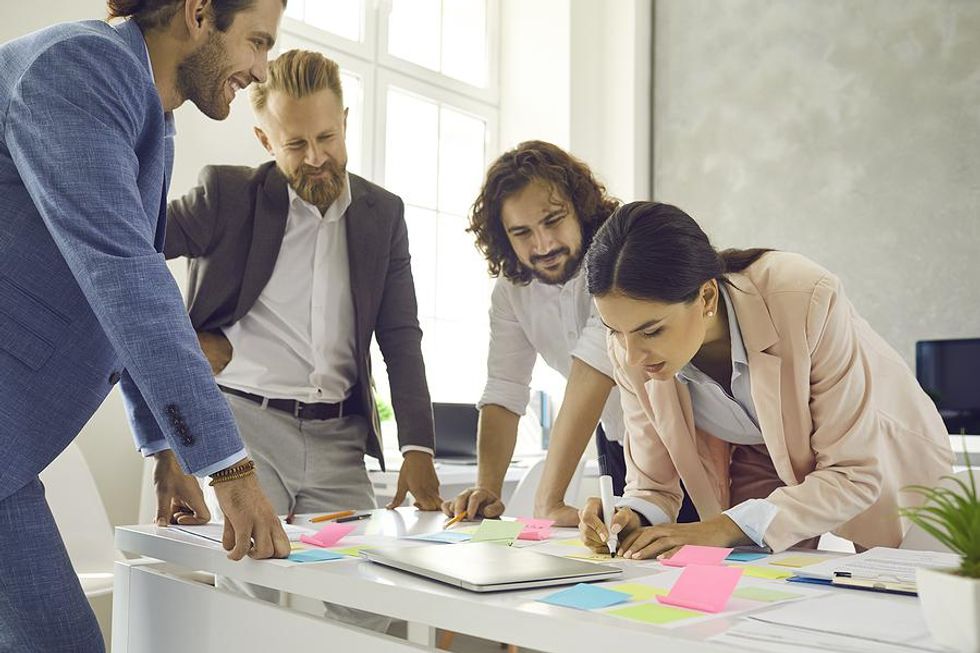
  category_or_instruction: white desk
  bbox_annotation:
[112,509,931,653]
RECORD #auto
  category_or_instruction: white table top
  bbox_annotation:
[114,509,927,653]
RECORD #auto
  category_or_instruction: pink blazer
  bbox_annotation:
[610,252,953,552]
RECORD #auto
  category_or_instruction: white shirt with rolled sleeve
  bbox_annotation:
[478,268,624,443]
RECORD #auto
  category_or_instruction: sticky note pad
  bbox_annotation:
[518,528,553,541]
[771,555,822,568]
[538,584,631,610]
[732,587,803,602]
[517,517,555,530]
[732,565,794,580]
[288,549,345,563]
[567,551,613,562]
[726,551,769,562]
[607,583,669,601]
[471,519,524,545]
[605,603,701,625]
[299,522,356,548]
[656,564,743,613]
[555,538,585,547]
[660,545,733,567]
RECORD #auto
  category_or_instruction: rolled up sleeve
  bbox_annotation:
[477,280,536,415]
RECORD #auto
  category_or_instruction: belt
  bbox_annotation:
[219,386,356,421]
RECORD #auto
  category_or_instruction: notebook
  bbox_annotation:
[360,541,622,592]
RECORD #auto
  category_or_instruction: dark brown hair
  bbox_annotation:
[586,201,772,303]
[106,0,286,32]
[468,140,619,285]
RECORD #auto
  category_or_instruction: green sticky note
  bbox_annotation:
[732,587,803,602]
[731,565,793,580]
[607,583,669,601]
[471,519,524,544]
[770,555,822,568]
[605,603,701,624]
[330,545,374,557]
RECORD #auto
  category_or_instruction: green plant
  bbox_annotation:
[375,394,394,422]
[900,455,979,579]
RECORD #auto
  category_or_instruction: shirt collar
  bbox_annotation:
[286,172,352,223]
[676,282,748,383]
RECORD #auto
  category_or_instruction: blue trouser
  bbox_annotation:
[595,426,700,524]
[0,478,104,653]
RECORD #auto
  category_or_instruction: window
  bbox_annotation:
[279,1,500,444]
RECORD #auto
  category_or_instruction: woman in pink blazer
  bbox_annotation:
[578,202,953,556]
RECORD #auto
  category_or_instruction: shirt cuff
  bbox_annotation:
[401,445,434,457]
[478,378,530,416]
[193,449,249,478]
[723,498,780,547]
[139,440,171,457]
[616,496,670,527]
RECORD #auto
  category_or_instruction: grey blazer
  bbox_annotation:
[165,162,434,466]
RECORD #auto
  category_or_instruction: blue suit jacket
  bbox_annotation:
[0,19,245,501]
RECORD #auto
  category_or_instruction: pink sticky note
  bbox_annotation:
[299,523,356,548]
[656,564,743,613]
[660,544,733,567]
[517,517,555,530]
[518,528,553,541]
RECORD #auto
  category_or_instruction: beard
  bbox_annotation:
[288,157,347,211]
[530,246,584,285]
[176,31,233,121]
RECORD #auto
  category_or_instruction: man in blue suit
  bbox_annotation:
[0,1,288,650]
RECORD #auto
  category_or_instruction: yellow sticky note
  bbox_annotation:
[731,565,793,580]
[567,551,613,562]
[605,603,701,625]
[607,583,669,601]
[770,555,823,568]
[330,545,374,558]
[555,538,586,547]
[732,587,803,602]
[289,542,307,551]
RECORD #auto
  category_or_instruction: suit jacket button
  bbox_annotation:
[109,371,122,385]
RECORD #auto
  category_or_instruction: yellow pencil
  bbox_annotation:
[444,511,468,529]
[311,510,355,523]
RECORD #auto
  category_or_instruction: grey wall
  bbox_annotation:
[653,0,980,365]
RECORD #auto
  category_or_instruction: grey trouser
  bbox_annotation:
[211,394,388,632]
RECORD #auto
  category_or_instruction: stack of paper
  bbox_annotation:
[788,547,961,588]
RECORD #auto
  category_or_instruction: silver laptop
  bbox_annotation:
[360,541,622,592]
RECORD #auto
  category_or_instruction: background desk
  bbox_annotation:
[113,509,930,653]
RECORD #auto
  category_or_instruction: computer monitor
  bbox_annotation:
[432,402,479,461]
[916,338,980,436]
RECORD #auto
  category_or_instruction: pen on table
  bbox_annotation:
[335,512,372,523]
[599,474,617,556]
[444,511,467,529]
[310,510,356,523]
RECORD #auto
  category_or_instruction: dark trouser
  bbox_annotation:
[595,425,700,524]
[0,478,105,653]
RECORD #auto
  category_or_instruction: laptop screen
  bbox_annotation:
[432,402,479,460]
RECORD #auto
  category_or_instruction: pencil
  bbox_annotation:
[310,510,355,523]
[444,511,467,529]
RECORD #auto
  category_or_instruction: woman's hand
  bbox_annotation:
[578,497,641,554]
[618,515,751,560]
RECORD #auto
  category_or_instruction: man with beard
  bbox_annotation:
[0,1,288,651]
[442,142,698,527]
[166,49,441,536]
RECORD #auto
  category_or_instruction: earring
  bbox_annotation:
[707,311,715,317]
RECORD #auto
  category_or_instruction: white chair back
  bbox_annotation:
[900,468,977,553]
[503,455,587,518]
[39,442,119,574]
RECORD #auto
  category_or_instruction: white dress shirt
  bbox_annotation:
[216,176,357,404]
[478,268,624,442]
[617,284,779,547]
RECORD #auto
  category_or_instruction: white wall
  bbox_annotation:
[653,0,980,366]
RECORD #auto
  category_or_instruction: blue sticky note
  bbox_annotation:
[726,551,769,562]
[406,532,472,544]
[289,549,345,563]
[538,584,632,610]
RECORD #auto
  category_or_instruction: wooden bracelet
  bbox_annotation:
[208,468,256,486]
